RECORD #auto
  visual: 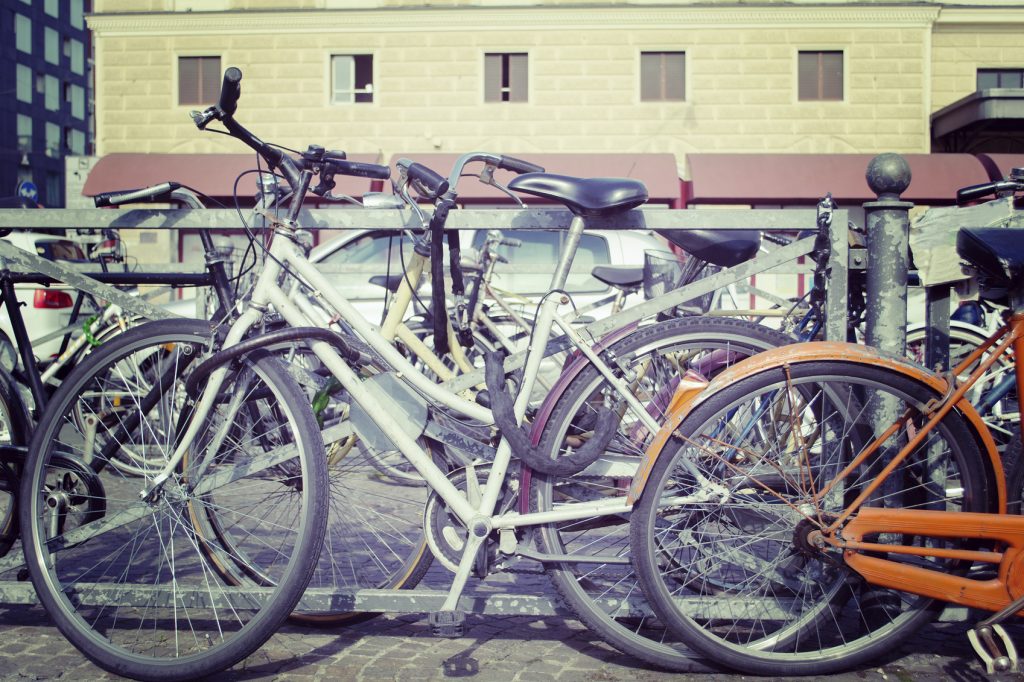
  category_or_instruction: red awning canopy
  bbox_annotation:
[977,154,1024,181]
[387,153,681,205]
[82,153,384,200]
[686,153,992,205]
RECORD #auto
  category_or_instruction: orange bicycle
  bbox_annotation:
[627,223,1024,675]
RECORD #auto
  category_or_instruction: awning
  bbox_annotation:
[82,153,385,201]
[931,89,1024,154]
[977,153,1024,181]
[686,153,992,205]
[387,153,681,205]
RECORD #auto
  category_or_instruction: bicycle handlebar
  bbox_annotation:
[94,182,183,207]
[397,159,450,199]
[218,67,242,118]
[497,155,544,175]
[956,179,1023,206]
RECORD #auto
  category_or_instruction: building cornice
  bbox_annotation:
[935,7,1024,24]
[87,6,944,35]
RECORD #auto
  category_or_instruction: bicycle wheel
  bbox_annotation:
[530,316,795,670]
[906,322,1016,447]
[233,338,437,626]
[20,319,328,681]
[630,360,993,676]
[0,364,31,557]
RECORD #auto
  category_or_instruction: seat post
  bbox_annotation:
[549,215,586,292]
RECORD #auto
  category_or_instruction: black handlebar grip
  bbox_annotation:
[94,182,181,207]
[499,238,522,248]
[329,159,391,180]
[498,155,545,174]
[957,182,998,205]
[406,162,450,198]
[218,67,243,117]
[956,180,1020,205]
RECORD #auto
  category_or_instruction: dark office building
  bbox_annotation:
[1,0,91,207]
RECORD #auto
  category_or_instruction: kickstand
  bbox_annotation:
[968,623,1019,674]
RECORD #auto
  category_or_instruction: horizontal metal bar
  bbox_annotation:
[0,577,974,623]
[0,207,836,232]
[5,271,214,286]
[0,240,180,320]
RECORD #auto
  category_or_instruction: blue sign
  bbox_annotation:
[16,180,38,203]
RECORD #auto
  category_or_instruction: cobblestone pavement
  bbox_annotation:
[1,597,1022,681]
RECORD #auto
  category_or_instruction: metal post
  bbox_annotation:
[863,153,914,355]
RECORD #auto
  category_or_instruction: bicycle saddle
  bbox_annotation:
[508,173,648,218]
[591,265,643,289]
[368,274,408,293]
[957,227,1024,296]
[658,229,761,267]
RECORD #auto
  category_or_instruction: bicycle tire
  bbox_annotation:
[630,359,992,676]
[0,363,31,557]
[906,322,1016,447]
[225,337,438,626]
[530,316,795,671]
[19,318,328,681]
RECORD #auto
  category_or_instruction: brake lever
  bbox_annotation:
[479,162,526,208]
[190,107,219,130]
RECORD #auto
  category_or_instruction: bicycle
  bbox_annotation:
[15,66,822,679]
[627,213,1024,675]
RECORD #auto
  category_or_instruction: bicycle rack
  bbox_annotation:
[7,203,957,624]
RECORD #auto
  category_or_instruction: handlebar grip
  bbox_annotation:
[957,182,997,205]
[94,182,182,207]
[499,238,522,248]
[498,155,544,174]
[402,160,450,199]
[328,159,391,180]
[218,67,243,117]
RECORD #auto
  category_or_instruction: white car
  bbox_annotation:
[0,231,99,364]
[309,227,671,325]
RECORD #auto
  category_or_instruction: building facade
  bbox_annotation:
[2,0,92,206]
[85,1,1023,169]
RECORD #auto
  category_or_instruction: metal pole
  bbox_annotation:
[863,153,914,355]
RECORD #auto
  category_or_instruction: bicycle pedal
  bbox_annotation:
[428,610,466,637]
[968,624,1019,674]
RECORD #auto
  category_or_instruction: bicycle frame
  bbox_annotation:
[150,205,710,610]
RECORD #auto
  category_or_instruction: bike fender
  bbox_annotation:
[626,341,1006,511]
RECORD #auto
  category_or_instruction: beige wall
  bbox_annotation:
[932,22,1024,111]
[88,3,1024,171]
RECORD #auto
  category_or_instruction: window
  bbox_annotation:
[17,115,32,153]
[318,231,414,269]
[67,129,86,155]
[45,28,59,65]
[331,55,373,104]
[178,56,221,106]
[640,52,685,102]
[70,0,84,29]
[470,230,610,293]
[46,172,62,207]
[977,69,1024,90]
[69,39,84,75]
[16,65,32,103]
[45,123,61,157]
[15,14,31,54]
[45,0,59,18]
[798,51,843,101]
[485,53,527,103]
[68,84,85,119]
[45,75,60,111]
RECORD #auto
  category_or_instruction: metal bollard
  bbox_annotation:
[863,153,914,355]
